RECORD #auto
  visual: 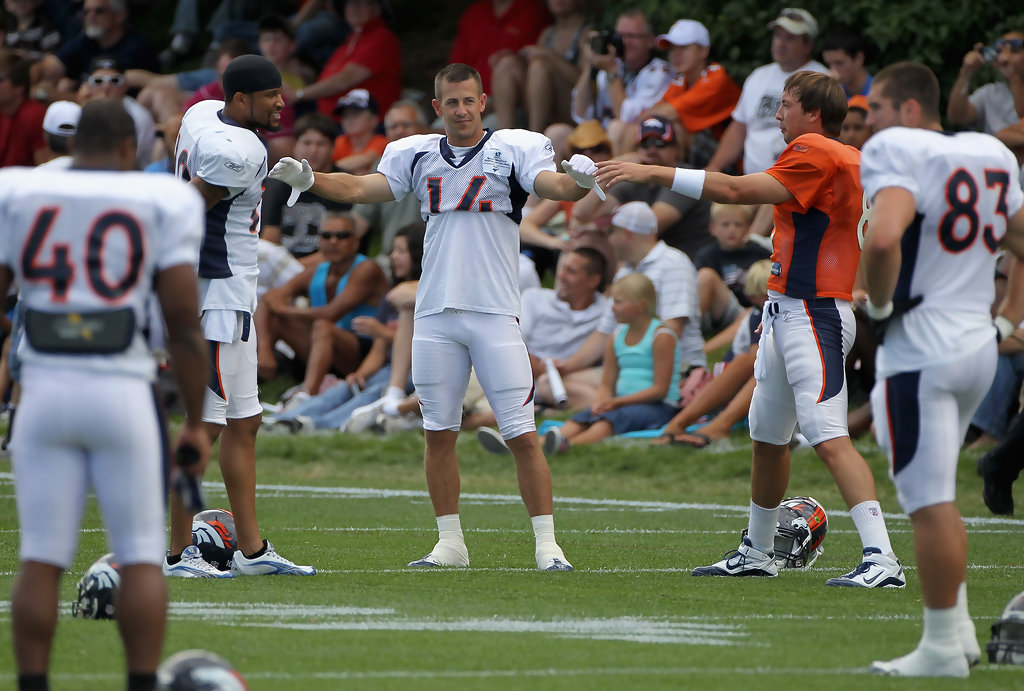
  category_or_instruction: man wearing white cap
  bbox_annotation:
[646,20,740,150]
[706,8,827,176]
[38,100,81,169]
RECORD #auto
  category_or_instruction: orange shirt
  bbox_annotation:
[763,133,863,301]
[661,63,740,137]
[333,133,389,165]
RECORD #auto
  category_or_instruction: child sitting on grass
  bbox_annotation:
[543,273,680,453]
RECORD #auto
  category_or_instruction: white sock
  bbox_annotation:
[436,514,464,545]
[531,514,557,548]
[382,386,405,416]
[957,581,980,652]
[922,604,961,648]
[747,500,779,554]
[849,500,894,556]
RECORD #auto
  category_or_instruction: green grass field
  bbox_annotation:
[0,426,1022,690]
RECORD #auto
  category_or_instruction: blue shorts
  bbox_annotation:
[570,401,678,435]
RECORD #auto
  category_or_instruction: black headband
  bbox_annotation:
[222,55,282,100]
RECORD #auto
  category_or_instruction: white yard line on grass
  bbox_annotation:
[3,472,1021,525]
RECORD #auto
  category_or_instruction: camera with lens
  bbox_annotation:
[590,30,625,57]
[982,45,998,62]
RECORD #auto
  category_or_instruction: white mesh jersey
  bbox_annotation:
[0,166,203,380]
[175,99,267,314]
[861,127,1024,376]
[377,129,556,318]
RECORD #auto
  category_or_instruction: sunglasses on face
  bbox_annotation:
[320,231,355,241]
[995,38,1024,52]
[88,74,125,87]
[639,139,670,149]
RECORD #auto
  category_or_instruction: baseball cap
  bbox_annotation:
[88,55,124,74]
[42,100,82,137]
[611,201,658,235]
[334,89,378,115]
[567,120,611,151]
[637,115,676,144]
[657,20,710,50]
[767,8,818,38]
[847,94,868,113]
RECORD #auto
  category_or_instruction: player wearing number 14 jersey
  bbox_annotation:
[861,62,1024,678]
[269,63,602,571]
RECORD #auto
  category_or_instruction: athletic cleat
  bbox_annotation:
[540,557,574,571]
[977,451,1014,515]
[960,617,981,666]
[407,539,470,567]
[476,427,511,456]
[543,427,569,455]
[231,541,316,576]
[871,642,970,678]
[691,536,779,578]
[163,545,235,578]
[825,547,905,588]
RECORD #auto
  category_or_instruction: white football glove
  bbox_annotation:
[269,157,314,206]
[561,154,606,201]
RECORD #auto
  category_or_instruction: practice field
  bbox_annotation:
[0,429,1021,690]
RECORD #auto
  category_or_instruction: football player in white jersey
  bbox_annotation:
[0,99,210,691]
[271,63,602,571]
[861,62,1024,677]
[167,54,315,577]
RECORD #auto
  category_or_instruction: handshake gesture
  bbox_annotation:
[561,154,605,201]
[269,157,315,206]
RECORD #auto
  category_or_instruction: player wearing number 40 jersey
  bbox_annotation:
[270,63,601,571]
[861,62,1024,678]
[597,71,904,589]
[168,54,315,578]
[0,99,211,691]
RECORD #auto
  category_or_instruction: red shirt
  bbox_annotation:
[0,98,46,168]
[449,0,550,93]
[317,18,402,118]
[764,134,863,301]
[661,63,740,138]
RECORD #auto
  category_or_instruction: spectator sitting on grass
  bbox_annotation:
[542,273,679,454]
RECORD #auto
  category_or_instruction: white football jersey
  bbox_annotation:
[377,129,556,318]
[175,99,266,314]
[861,127,1024,375]
[0,167,203,380]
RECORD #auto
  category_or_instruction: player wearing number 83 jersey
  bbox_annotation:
[861,126,1024,376]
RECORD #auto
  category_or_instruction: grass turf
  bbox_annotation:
[0,426,1022,690]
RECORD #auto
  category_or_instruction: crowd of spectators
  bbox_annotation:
[1,3,1023,469]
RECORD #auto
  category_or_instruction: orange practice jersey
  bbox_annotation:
[333,133,389,164]
[763,133,863,300]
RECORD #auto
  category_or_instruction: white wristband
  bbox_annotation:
[864,300,894,320]
[995,315,1015,341]
[670,167,706,199]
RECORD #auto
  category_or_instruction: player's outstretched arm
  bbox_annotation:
[270,157,396,205]
[535,154,603,202]
[596,160,790,206]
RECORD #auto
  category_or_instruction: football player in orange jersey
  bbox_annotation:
[598,70,904,588]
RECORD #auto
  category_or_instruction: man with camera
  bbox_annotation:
[569,8,671,154]
[948,31,1024,136]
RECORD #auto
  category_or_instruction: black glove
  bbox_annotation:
[868,296,923,345]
